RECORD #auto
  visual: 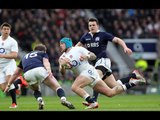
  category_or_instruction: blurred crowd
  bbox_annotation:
[0,9,159,83]
[91,9,159,39]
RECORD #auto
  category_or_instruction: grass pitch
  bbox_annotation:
[0,94,160,111]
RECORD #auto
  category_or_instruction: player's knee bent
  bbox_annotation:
[71,84,81,93]
[71,84,77,92]
[104,92,115,98]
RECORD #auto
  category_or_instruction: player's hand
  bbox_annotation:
[59,57,70,64]
[59,57,72,69]
[80,54,89,61]
[4,84,10,93]
[124,47,132,55]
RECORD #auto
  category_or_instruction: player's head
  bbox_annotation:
[60,37,73,52]
[88,17,99,34]
[0,22,11,35]
[34,44,47,53]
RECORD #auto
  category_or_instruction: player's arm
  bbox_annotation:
[4,67,23,93]
[43,58,52,73]
[80,51,97,61]
[112,37,132,55]
[87,52,97,61]
[58,57,67,76]
[79,47,97,61]
[0,51,18,59]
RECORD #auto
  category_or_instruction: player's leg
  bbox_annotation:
[91,58,113,103]
[30,84,44,110]
[24,68,45,110]
[95,58,145,93]
[5,62,18,108]
[94,75,146,98]
[0,81,17,108]
[44,74,75,109]
[13,77,23,97]
[5,75,18,108]
[93,80,124,97]
[103,69,145,88]
[72,72,99,109]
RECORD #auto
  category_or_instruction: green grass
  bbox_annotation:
[0,94,160,111]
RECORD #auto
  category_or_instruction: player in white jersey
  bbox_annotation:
[59,37,146,109]
[0,22,19,108]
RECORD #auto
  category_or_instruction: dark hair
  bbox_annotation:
[88,18,99,25]
[34,44,47,52]
[0,22,11,29]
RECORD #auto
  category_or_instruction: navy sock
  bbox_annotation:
[92,90,99,102]
[9,89,17,104]
[33,90,42,99]
[57,88,65,98]
[13,79,21,89]
[124,83,136,89]
[86,96,95,103]
[120,73,136,84]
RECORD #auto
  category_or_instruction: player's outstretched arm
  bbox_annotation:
[112,37,132,55]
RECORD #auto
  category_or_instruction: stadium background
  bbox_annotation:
[0,9,159,97]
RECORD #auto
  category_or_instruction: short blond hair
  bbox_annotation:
[34,44,47,52]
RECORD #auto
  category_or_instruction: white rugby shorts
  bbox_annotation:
[80,65,101,87]
[24,67,49,85]
[0,60,17,84]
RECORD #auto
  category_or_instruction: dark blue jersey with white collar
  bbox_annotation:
[18,51,49,73]
[80,31,114,64]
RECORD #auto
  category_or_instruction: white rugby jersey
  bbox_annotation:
[0,36,18,68]
[60,46,91,75]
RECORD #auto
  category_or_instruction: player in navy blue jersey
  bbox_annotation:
[4,44,75,110]
[76,17,146,107]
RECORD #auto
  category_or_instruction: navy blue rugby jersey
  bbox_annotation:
[80,31,114,64]
[18,51,49,73]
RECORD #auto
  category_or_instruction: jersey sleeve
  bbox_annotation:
[104,32,114,42]
[43,52,49,59]
[79,46,90,55]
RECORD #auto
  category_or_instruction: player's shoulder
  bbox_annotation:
[74,46,87,51]
[81,32,89,37]
[74,46,83,49]
[8,36,18,42]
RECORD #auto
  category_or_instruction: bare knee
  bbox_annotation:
[104,91,115,98]
[71,84,77,92]
[106,93,114,98]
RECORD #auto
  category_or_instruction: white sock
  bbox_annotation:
[83,93,90,100]
[8,84,15,91]
[37,97,43,101]
[117,80,123,85]
[61,96,66,101]
[121,85,127,91]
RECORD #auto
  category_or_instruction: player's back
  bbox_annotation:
[21,51,48,73]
